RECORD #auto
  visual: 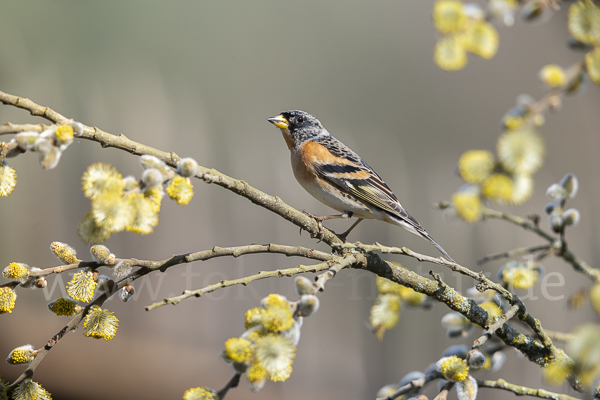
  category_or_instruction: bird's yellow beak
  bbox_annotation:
[267,114,289,129]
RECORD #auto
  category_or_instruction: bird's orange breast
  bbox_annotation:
[297,141,370,180]
[300,141,347,165]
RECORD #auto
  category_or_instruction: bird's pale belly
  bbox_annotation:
[293,174,374,221]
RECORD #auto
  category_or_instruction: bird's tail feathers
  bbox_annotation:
[388,215,455,263]
[415,228,455,263]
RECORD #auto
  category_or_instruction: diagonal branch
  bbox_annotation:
[376,374,432,400]
[5,243,334,391]
[217,373,241,399]
[0,90,575,387]
[559,248,600,283]
[472,304,519,349]
[477,379,582,400]
[481,208,555,241]
[147,252,366,310]
[18,243,335,279]
[482,208,600,282]
[336,242,533,320]
[7,285,116,391]
[0,90,344,247]
[477,244,552,266]
[355,254,570,369]
[432,381,454,400]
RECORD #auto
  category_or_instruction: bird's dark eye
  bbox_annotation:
[296,115,305,123]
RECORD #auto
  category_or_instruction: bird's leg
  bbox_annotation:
[301,210,353,241]
[338,218,364,241]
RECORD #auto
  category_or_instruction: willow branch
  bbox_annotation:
[432,381,454,400]
[0,122,49,135]
[0,90,573,381]
[0,281,20,290]
[0,90,345,247]
[482,208,556,242]
[22,244,335,279]
[26,261,98,278]
[217,373,241,399]
[472,304,519,349]
[337,243,527,314]
[5,275,134,390]
[338,242,561,363]
[376,375,431,400]
[311,251,361,293]
[544,330,574,342]
[355,254,570,368]
[482,208,600,282]
[477,379,582,400]
[6,261,158,393]
[477,244,551,266]
[560,248,600,282]
[7,287,112,391]
[6,243,332,392]
[147,253,366,310]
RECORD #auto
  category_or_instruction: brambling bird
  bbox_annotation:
[267,110,455,263]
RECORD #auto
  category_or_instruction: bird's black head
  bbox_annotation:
[267,110,328,149]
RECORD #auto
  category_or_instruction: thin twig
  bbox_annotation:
[432,381,454,400]
[0,90,345,248]
[147,253,365,310]
[477,379,582,400]
[311,252,364,293]
[560,248,600,282]
[217,373,241,399]
[7,287,111,391]
[0,122,49,135]
[477,244,551,266]
[376,375,430,400]
[472,304,519,349]
[21,244,335,278]
[5,243,334,391]
[544,330,575,342]
[482,208,555,242]
[0,281,20,290]
[482,208,600,282]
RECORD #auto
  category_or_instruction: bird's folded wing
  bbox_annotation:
[314,162,423,230]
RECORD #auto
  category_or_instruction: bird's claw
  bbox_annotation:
[336,231,350,243]
[301,210,326,242]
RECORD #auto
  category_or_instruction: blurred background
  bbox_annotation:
[1,1,599,399]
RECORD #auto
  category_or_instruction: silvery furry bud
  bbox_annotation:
[141,168,164,188]
[546,183,564,201]
[15,132,40,151]
[442,345,469,359]
[467,349,486,369]
[294,276,313,296]
[456,375,478,400]
[177,157,199,177]
[71,122,84,137]
[297,295,319,317]
[560,174,578,199]
[39,147,62,170]
[95,275,114,293]
[119,285,135,302]
[398,371,425,388]
[563,208,580,226]
[441,312,470,330]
